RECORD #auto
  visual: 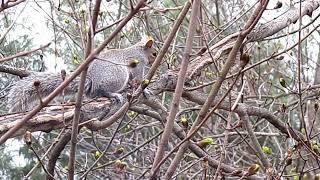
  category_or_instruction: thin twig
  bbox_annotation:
[161,1,269,178]
[0,0,147,147]
[0,42,51,63]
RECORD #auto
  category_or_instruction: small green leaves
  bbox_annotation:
[94,150,102,159]
[312,143,319,154]
[124,125,131,132]
[142,79,150,89]
[279,77,286,88]
[142,79,150,86]
[262,146,272,155]
[72,53,81,65]
[64,17,70,24]
[247,164,260,175]
[128,111,137,118]
[84,26,89,33]
[129,59,140,68]
[114,147,124,155]
[205,71,214,78]
[197,137,214,148]
[180,117,188,128]
[201,137,214,145]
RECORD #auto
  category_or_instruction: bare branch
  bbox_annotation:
[0,65,31,78]
[0,0,147,145]
[247,0,320,41]
[0,42,51,63]
[0,0,25,12]
[151,1,193,176]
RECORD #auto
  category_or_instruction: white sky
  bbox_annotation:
[5,0,318,73]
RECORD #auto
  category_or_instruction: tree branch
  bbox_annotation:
[0,42,51,63]
[0,65,31,78]
[0,0,147,145]
[151,1,193,176]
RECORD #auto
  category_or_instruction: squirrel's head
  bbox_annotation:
[134,36,156,65]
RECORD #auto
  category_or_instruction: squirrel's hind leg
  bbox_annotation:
[105,92,125,105]
[91,88,125,105]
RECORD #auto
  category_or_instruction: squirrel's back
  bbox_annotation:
[7,73,83,112]
[7,37,155,113]
[87,43,153,95]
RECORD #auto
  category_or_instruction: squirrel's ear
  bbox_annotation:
[144,36,154,48]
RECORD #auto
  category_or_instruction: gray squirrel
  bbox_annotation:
[7,37,156,112]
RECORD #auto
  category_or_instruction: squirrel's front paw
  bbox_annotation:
[143,88,154,98]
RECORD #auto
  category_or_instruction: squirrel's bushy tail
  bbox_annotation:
[7,73,85,113]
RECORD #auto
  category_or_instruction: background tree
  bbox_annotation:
[1,0,320,179]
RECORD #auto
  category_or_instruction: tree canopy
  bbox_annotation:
[1,0,320,179]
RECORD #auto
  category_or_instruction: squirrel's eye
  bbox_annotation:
[152,52,157,57]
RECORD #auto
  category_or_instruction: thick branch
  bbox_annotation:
[247,0,320,41]
[47,130,71,180]
[162,1,269,178]
[0,100,112,138]
[183,91,303,141]
[240,113,271,170]
[0,0,147,145]
[0,65,31,78]
[151,0,194,176]
[67,0,102,178]
[0,0,25,12]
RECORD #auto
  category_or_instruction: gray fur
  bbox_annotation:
[7,73,83,112]
[7,40,154,112]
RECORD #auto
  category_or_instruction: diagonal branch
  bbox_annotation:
[0,42,51,63]
[240,112,271,170]
[0,0,25,12]
[0,0,147,145]
[247,0,320,42]
[160,0,269,178]
[145,98,265,179]
[47,130,72,180]
[150,0,196,177]
[67,0,101,178]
